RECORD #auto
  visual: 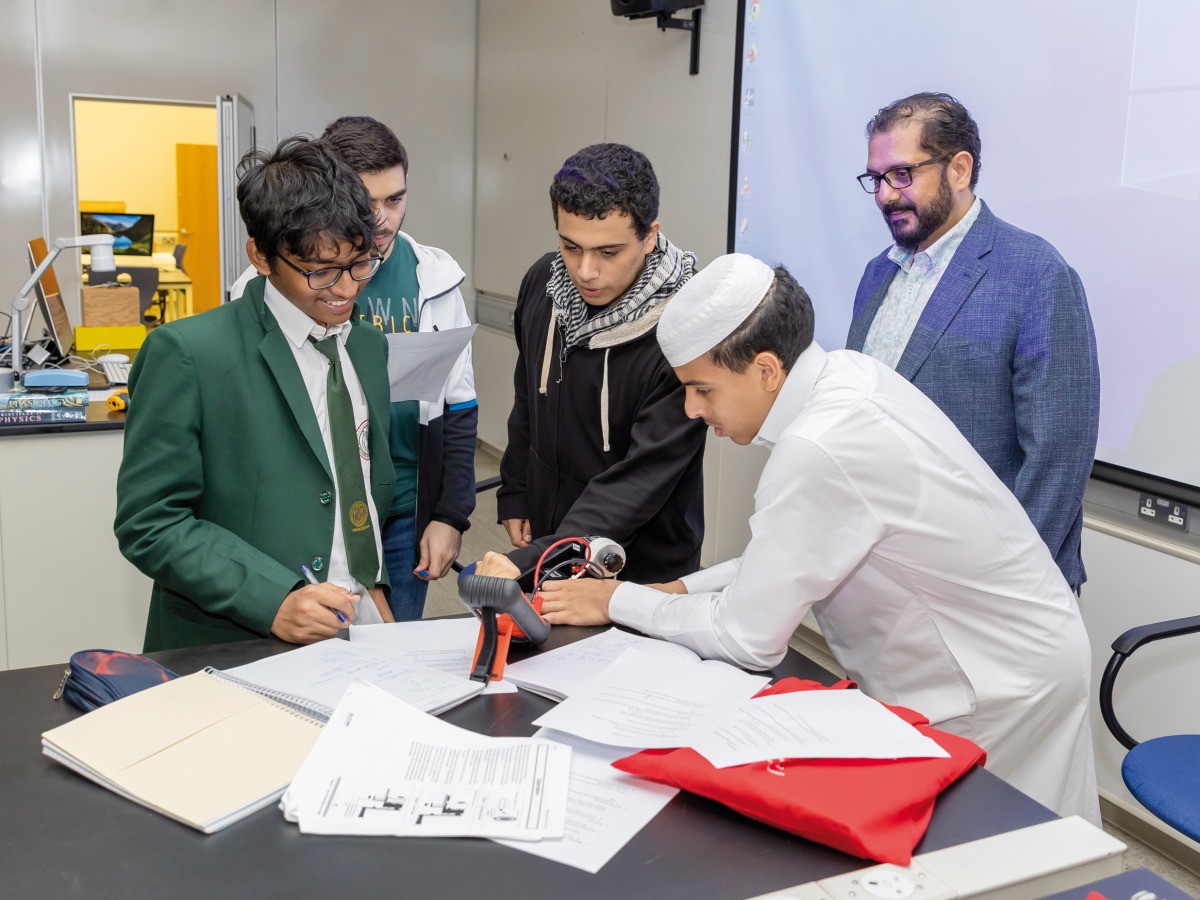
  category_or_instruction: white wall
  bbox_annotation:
[474,0,735,291]
[0,0,44,297]
[276,0,477,313]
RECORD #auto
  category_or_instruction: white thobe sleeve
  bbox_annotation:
[608,437,886,670]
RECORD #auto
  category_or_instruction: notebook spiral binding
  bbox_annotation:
[203,667,331,724]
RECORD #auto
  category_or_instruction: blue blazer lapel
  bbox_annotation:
[847,255,896,350]
[244,279,333,479]
[895,202,995,380]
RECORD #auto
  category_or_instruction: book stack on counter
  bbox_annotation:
[0,387,88,425]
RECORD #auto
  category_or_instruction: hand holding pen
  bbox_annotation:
[301,565,348,625]
[269,566,358,644]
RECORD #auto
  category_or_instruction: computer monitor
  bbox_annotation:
[24,238,73,357]
[79,211,155,256]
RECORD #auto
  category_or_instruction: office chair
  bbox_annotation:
[173,243,187,275]
[1099,614,1200,842]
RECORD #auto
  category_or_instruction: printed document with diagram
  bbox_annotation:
[283,680,570,840]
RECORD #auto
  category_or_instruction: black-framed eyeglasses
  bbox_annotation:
[277,253,382,290]
[856,154,950,194]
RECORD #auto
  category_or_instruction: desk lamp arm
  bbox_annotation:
[12,235,115,379]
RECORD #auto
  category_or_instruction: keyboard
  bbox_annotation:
[102,361,131,385]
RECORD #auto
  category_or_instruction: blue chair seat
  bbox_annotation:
[1121,734,1200,842]
[1100,613,1200,842]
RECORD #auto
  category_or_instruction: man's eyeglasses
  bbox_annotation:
[277,253,382,290]
[856,154,950,194]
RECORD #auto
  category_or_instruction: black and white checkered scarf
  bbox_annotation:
[546,232,696,351]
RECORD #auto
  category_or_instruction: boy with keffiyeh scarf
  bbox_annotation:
[488,143,707,587]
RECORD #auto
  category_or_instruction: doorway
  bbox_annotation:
[73,98,220,315]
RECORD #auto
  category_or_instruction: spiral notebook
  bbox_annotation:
[41,642,485,833]
[213,639,486,722]
[42,671,322,833]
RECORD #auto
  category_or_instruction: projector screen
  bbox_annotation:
[731,0,1200,493]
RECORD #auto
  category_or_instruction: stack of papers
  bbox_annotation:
[283,680,570,840]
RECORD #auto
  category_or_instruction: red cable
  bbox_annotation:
[533,536,592,593]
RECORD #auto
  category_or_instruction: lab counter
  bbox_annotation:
[0,407,150,670]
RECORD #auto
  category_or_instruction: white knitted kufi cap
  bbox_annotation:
[657,253,776,367]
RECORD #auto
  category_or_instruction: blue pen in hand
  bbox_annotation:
[301,564,348,625]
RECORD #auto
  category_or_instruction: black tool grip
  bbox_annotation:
[459,576,551,645]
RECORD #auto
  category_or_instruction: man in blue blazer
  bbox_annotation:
[116,137,396,651]
[847,93,1099,592]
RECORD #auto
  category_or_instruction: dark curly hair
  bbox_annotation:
[549,143,660,239]
[866,92,982,190]
[320,116,409,176]
[708,266,814,374]
[236,136,375,263]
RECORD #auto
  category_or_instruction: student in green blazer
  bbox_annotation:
[115,137,395,652]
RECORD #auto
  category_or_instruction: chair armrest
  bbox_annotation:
[1112,614,1200,655]
[1101,613,1200,751]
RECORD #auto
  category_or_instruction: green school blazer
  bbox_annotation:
[115,277,394,651]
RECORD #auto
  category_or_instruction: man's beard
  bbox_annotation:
[882,172,954,251]
[375,213,405,255]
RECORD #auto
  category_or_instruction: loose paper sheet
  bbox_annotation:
[689,689,950,768]
[494,728,678,874]
[503,627,700,700]
[385,325,476,402]
[531,651,945,767]
[532,649,769,748]
[351,618,516,694]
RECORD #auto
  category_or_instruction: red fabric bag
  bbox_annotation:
[611,678,986,864]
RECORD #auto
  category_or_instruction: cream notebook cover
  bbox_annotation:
[42,671,321,833]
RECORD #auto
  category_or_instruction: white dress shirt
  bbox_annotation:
[610,344,1098,823]
[861,197,982,368]
[262,280,384,625]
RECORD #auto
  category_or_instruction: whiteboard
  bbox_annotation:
[731,0,1200,490]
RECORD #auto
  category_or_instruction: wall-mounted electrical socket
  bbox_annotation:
[1138,493,1188,530]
